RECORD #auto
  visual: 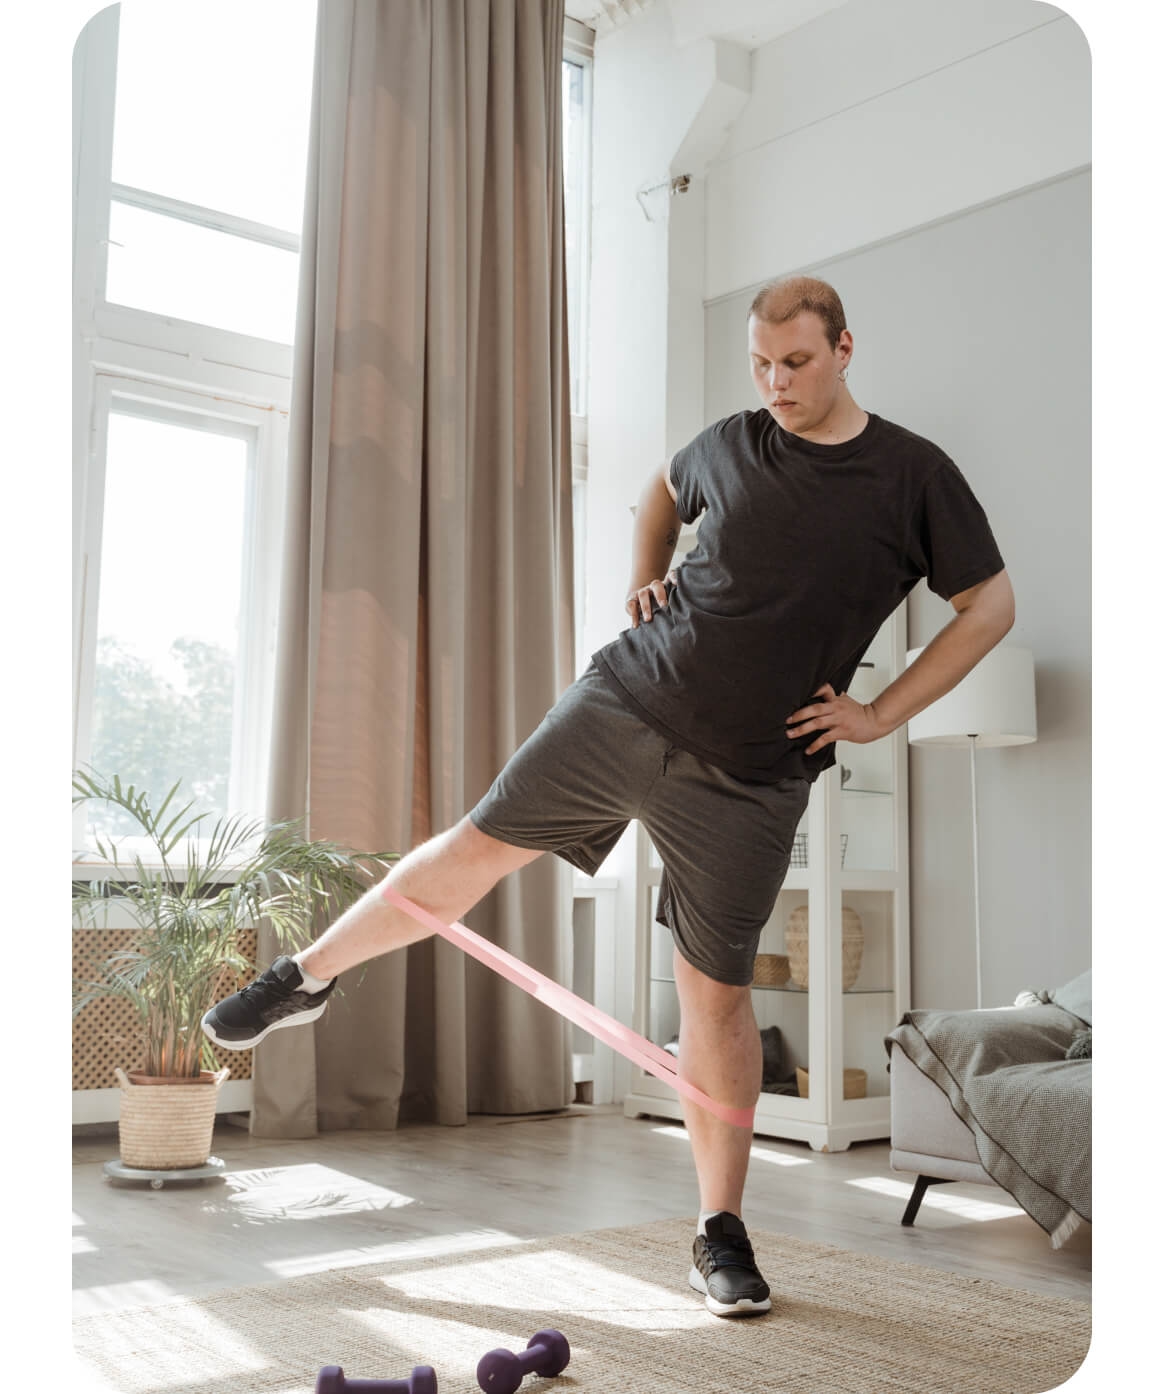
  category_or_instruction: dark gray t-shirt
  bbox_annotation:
[592,408,1005,783]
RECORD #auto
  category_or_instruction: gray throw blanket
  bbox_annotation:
[886,1003,1091,1246]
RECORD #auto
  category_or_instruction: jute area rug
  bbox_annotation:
[73,1218,1089,1394]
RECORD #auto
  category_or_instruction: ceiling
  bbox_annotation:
[564,0,851,50]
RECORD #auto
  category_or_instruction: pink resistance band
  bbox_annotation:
[379,883,755,1130]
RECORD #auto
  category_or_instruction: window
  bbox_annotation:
[73,2,315,849]
[76,382,287,843]
[110,0,315,231]
[102,0,315,342]
[75,5,595,849]
[91,412,249,821]
[104,200,301,344]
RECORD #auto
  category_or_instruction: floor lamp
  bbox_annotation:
[905,644,1037,1008]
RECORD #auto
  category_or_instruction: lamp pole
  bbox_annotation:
[968,733,982,1009]
[906,644,1037,1013]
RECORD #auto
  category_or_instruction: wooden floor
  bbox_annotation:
[72,1104,1089,1321]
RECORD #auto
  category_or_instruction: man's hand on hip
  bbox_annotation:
[626,568,679,628]
[785,682,886,754]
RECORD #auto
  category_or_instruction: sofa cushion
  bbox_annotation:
[1050,969,1091,1025]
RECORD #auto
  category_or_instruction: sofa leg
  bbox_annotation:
[901,1175,953,1226]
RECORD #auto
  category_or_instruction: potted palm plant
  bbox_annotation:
[72,769,394,1174]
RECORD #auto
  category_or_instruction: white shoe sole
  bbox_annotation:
[200,1000,329,1050]
[688,1264,772,1316]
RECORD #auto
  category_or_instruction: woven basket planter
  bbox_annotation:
[783,905,865,990]
[114,1066,229,1170]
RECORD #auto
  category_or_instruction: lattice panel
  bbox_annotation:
[73,927,259,1089]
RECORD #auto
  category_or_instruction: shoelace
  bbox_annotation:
[239,973,294,1007]
[702,1231,757,1269]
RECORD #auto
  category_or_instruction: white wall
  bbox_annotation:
[705,0,1089,292]
[585,0,1091,1015]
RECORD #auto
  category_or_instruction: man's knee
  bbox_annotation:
[451,812,543,871]
[673,948,753,1018]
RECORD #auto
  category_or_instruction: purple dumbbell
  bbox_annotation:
[475,1329,570,1394]
[316,1365,437,1394]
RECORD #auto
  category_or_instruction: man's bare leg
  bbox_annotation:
[298,816,545,982]
[202,815,546,1049]
[672,946,761,1217]
[673,946,772,1316]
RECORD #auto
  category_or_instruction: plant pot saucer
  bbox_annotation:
[102,1156,227,1190]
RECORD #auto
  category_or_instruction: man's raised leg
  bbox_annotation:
[201,816,544,1049]
[299,816,544,980]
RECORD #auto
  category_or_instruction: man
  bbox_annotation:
[204,276,1013,1317]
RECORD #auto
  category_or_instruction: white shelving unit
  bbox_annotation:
[622,602,911,1152]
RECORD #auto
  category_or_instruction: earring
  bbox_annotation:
[838,368,848,382]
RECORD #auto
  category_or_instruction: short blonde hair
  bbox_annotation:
[748,276,847,350]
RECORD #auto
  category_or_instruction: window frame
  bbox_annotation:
[563,17,594,678]
[73,5,297,854]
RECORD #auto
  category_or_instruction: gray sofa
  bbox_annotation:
[886,971,1092,1247]
[889,1041,998,1222]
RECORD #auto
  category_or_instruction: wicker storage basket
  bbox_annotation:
[752,953,791,988]
[795,1067,867,1100]
[783,905,865,990]
[114,1066,229,1170]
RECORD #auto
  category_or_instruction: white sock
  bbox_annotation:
[292,953,333,994]
[697,1210,730,1236]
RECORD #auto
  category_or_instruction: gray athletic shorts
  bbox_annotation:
[468,660,812,986]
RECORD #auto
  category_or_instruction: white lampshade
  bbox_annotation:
[906,644,1037,747]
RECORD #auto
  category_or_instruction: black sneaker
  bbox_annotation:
[689,1212,772,1317]
[201,956,336,1049]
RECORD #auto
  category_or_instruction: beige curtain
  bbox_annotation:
[253,0,575,1137]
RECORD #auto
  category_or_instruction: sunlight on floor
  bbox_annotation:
[79,1296,273,1385]
[375,1249,705,1329]
[264,1226,525,1279]
[72,1211,97,1255]
[74,1277,187,1313]
[223,1163,416,1221]
[847,1175,1024,1222]
[651,1124,812,1166]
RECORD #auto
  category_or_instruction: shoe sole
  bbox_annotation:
[201,1000,329,1051]
[688,1264,772,1317]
